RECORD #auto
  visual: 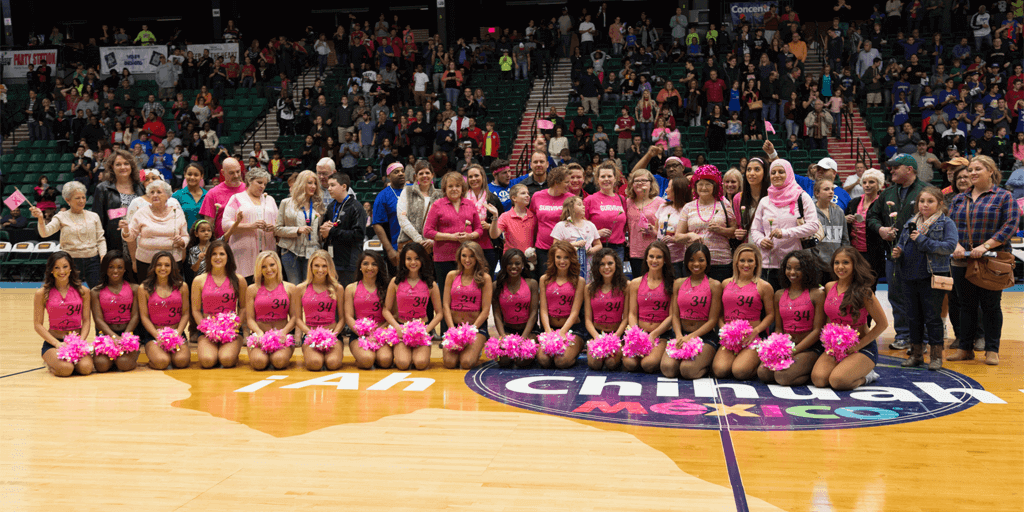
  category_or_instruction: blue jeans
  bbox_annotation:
[637,121,653,143]
[445,87,459,106]
[886,259,910,341]
[904,277,946,346]
[764,100,780,125]
[952,265,1004,352]
[516,62,529,80]
[280,250,307,285]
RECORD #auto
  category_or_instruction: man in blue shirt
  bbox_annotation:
[795,157,850,210]
[147,143,175,182]
[487,159,517,210]
[339,131,361,181]
[130,133,153,155]
[372,162,406,270]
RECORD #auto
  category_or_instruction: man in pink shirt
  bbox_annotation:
[702,70,727,111]
[199,157,247,237]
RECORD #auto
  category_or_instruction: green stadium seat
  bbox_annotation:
[708,151,728,165]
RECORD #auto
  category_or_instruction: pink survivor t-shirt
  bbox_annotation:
[530,190,568,250]
[584,192,627,244]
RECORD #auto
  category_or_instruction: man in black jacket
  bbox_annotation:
[320,173,367,287]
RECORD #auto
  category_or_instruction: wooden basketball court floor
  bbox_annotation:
[1,286,1021,512]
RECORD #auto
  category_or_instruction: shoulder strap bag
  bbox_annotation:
[964,197,1016,291]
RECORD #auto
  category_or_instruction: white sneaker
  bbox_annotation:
[864,370,880,385]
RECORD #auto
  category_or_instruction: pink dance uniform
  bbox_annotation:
[202,275,237,316]
[253,283,289,322]
[397,279,430,320]
[98,284,133,325]
[677,276,712,321]
[545,279,577,318]
[591,288,625,325]
[302,286,337,328]
[636,274,670,323]
[352,281,385,324]
[779,289,814,332]
[47,287,84,331]
[498,278,531,325]
[450,274,482,312]
[148,288,183,327]
[824,286,867,328]
[722,281,762,322]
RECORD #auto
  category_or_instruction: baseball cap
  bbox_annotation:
[941,156,969,169]
[887,153,918,170]
[814,157,838,172]
[519,43,525,48]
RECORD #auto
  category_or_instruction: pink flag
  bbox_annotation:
[764,120,776,134]
[3,189,28,211]
[537,119,554,130]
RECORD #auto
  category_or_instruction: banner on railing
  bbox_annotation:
[187,43,241,64]
[729,2,778,26]
[100,46,166,74]
[0,49,59,75]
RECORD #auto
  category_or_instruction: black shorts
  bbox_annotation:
[41,341,56,358]
[682,328,721,349]
[807,340,825,355]
[858,340,879,364]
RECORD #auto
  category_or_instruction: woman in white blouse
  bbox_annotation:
[222,168,279,284]
[275,170,325,284]
[30,181,106,287]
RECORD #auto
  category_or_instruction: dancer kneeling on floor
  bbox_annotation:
[758,250,825,386]
[811,248,889,390]
[382,243,443,371]
[712,243,775,380]
[91,251,141,372]
[299,250,346,371]
[663,243,723,379]
[138,251,192,370]
[624,240,676,373]
[585,248,629,371]
[37,252,95,377]
[346,251,391,369]
[245,251,300,370]
[492,249,540,368]
[537,240,587,369]
[441,241,492,369]
[190,240,246,368]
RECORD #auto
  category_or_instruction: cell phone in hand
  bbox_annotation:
[906,222,917,232]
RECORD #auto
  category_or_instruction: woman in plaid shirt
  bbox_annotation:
[946,156,1020,366]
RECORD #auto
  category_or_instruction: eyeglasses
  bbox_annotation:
[633,179,651,183]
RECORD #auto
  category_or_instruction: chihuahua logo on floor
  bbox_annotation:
[465,356,1006,431]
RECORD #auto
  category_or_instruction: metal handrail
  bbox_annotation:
[237,60,316,157]
[515,58,554,177]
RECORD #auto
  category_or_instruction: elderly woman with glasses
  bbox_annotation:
[222,168,279,285]
[30,181,106,286]
[121,179,189,279]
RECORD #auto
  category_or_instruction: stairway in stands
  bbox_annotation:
[237,66,325,157]
[2,125,29,155]
[508,58,572,174]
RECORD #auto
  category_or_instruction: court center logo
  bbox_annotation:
[465,356,1006,430]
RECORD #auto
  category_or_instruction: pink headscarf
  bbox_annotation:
[767,159,803,214]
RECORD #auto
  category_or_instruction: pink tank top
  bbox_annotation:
[46,286,83,331]
[202,274,237,316]
[450,273,483,312]
[591,288,625,325]
[779,288,814,332]
[147,288,183,327]
[98,283,133,325]
[397,279,430,320]
[824,285,867,328]
[498,278,531,325]
[302,285,337,327]
[254,283,289,322]
[677,276,712,321]
[545,278,577,318]
[636,274,670,323]
[723,280,762,321]
[352,281,385,323]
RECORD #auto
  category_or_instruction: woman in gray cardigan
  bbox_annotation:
[275,170,326,284]
[814,179,849,273]
[396,161,442,254]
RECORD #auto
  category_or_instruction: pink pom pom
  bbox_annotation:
[621,325,654,358]
[354,317,378,337]
[374,326,399,347]
[538,331,569,356]
[118,333,140,354]
[719,320,754,353]
[357,336,383,352]
[304,327,338,353]
[754,332,795,371]
[484,337,506,359]
[259,329,291,353]
[588,333,622,359]
[157,327,185,353]
[821,323,860,362]
[401,319,433,347]
[198,312,240,344]
[507,334,537,360]
[245,332,262,349]
[92,335,121,359]
[56,333,91,363]
[442,323,478,352]
[665,337,704,360]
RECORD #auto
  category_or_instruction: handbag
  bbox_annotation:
[963,199,1017,291]
[795,195,823,249]
[748,100,763,110]
[931,275,953,290]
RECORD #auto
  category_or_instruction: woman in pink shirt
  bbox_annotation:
[190,240,247,369]
[382,243,444,371]
[122,180,189,279]
[584,162,627,262]
[466,165,503,272]
[441,241,493,369]
[222,168,279,283]
[90,251,140,373]
[137,251,192,370]
[674,165,737,282]
[624,169,665,277]
[35,252,94,377]
[529,165,572,277]
[492,184,537,254]
[423,172,484,286]
[748,158,820,288]
[346,251,391,370]
[245,251,301,370]
[537,240,587,369]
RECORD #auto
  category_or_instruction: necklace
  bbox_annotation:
[696,200,717,223]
